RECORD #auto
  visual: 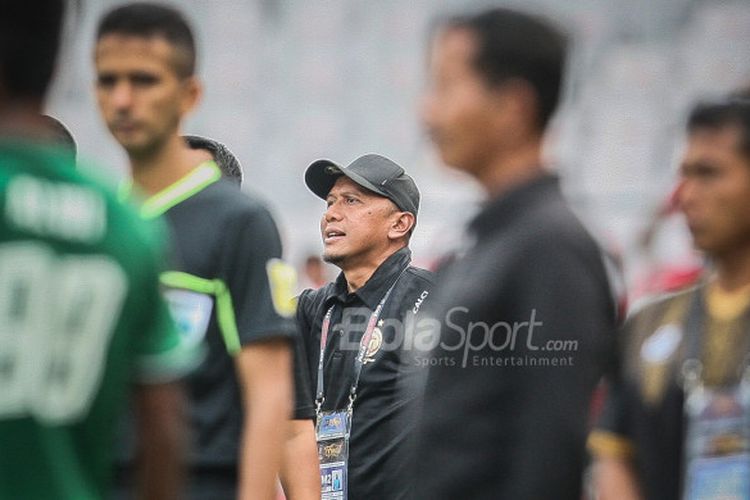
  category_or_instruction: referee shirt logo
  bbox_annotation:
[266,258,298,318]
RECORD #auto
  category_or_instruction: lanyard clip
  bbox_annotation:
[315,397,325,419]
[347,393,356,415]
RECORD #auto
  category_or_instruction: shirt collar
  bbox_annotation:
[469,172,560,237]
[118,160,222,219]
[328,247,412,309]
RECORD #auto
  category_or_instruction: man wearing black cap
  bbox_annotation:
[298,153,434,499]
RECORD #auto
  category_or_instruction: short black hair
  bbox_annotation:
[687,97,750,159]
[0,0,65,100]
[96,2,196,78]
[438,8,568,131]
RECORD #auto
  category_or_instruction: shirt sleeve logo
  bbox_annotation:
[162,288,214,348]
[266,258,298,318]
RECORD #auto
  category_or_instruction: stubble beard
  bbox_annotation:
[124,134,166,164]
[323,250,346,268]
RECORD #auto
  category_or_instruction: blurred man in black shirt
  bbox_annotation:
[416,8,617,499]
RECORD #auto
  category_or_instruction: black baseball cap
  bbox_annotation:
[304,154,420,216]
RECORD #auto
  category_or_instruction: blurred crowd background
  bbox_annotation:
[47,0,750,290]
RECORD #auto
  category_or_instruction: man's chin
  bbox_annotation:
[687,229,709,249]
[691,236,722,256]
[323,252,346,267]
[123,140,160,160]
[438,150,473,174]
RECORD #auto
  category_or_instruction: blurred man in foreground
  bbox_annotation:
[0,1,196,499]
[94,3,318,499]
[416,8,617,498]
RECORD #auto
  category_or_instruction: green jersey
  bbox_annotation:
[0,141,197,499]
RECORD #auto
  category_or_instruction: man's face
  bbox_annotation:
[320,176,399,268]
[422,28,506,176]
[677,126,750,257]
[95,34,195,157]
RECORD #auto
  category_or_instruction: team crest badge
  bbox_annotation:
[361,327,383,364]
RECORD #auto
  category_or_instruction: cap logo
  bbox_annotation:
[380,167,404,187]
[325,165,341,175]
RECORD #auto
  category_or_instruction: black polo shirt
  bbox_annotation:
[297,247,434,500]
[415,174,617,499]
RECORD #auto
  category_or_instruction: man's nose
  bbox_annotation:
[324,202,343,222]
[675,178,695,212]
[111,82,133,110]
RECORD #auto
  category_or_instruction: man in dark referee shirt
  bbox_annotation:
[297,154,434,499]
[94,4,318,499]
[416,8,617,499]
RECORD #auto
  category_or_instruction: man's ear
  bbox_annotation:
[388,211,416,241]
[180,76,202,116]
[489,78,539,137]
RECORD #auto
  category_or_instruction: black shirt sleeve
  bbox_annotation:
[220,205,315,418]
[589,320,637,460]
[219,205,296,345]
[291,334,315,419]
[292,292,315,418]
[589,380,636,459]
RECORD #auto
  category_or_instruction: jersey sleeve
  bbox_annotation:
[588,320,637,461]
[131,217,201,384]
[219,206,297,346]
[588,380,636,460]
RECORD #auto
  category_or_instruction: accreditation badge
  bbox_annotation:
[316,410,350,500]
[684,384,750,499]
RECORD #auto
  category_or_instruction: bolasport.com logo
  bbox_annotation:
[335,306,579,369]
